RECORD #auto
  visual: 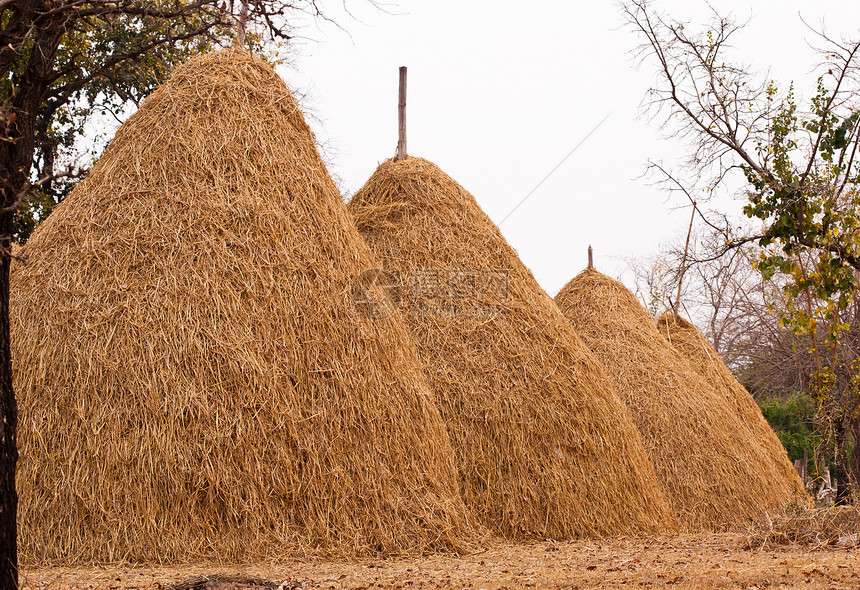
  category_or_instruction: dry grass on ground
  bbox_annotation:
[743,504,860,550]
[23,533,860,590]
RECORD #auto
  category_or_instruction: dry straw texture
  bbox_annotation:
[12,49,481,564]
[656,313,804,498]
[555,269,806,531]
[348,157,676,540]
[743,504,860,549]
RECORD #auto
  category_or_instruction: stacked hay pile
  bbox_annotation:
[555,269,805,530]
[12,49,481,564]
[348,157,676,540]
[657,313,804,492]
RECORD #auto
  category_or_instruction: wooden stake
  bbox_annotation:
[674,202,697,315]
[587,245,593,269]
[396,66,407,161]
[234,1,248,47]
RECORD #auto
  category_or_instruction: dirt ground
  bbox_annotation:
[21,534,860,590]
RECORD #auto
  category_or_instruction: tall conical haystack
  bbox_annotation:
[656,313,805,494]
[555,269,806,531]
[12,49,481,564]
[347,157,676,540]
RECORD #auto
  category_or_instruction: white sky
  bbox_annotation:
[280,0,859,296]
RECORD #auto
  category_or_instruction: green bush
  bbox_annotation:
[759,392,817,471]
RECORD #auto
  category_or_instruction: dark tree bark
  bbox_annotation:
[0,22,61,590]
[0,11,78,590]
[0,211,17,590]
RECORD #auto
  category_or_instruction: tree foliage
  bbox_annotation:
[622,0,860,306]
[760,392,818,474]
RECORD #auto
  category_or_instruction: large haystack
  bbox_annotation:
[12,49,480,564]
[555,269,806,531]
[656,313,805,494]
[347,157,676,540]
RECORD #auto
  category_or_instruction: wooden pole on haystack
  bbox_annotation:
[587,245,593,269]
[235,0,248,47]
[396,66,407,160]
[674,202,697,315]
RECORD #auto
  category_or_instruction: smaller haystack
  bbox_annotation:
[657,313,805,495]
[349,157,676,540]
[555,269,804,531]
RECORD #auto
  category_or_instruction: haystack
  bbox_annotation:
[656,313,804,493]
[555,269,806,531]
[12,49,480,564]
[347,157,676,540]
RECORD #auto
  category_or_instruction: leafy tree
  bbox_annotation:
[760,392,817,475]
[622,0,860,502]
[0,2,344,587]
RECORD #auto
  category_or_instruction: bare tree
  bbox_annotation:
[628,227,771,370]
[622,0,860,502]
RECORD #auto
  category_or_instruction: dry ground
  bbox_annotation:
[21,534,860,590]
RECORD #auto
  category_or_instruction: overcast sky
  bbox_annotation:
[279,0,859,296]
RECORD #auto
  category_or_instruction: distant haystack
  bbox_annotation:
[348,157,676,540]
[12,49,480,564]
[555,269,805,531]
[657,313,804,494]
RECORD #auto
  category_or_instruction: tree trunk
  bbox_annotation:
[0,18,67,588]
[0,210,16,590]
[851,413,860,501]
[834,420,850,505]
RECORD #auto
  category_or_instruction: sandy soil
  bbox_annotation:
[21,534,860,590]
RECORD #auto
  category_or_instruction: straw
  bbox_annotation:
[348,157,677,540]
[555,269,806,531]
[657,313,805,500]
[12,49,481,564]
